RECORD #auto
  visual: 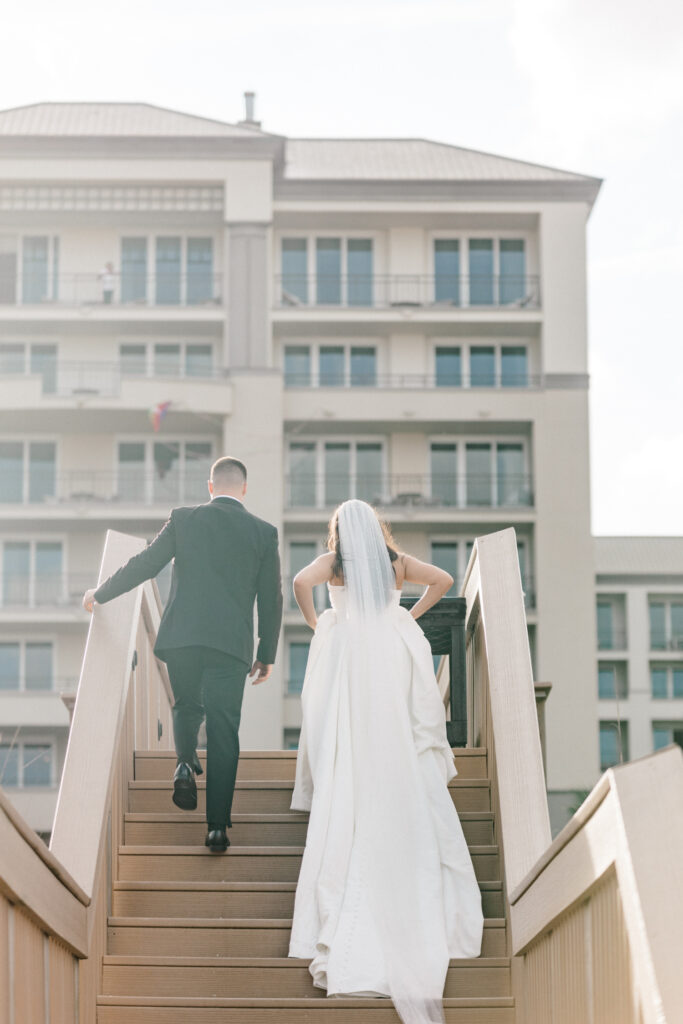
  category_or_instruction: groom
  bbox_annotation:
[82,456,283,852]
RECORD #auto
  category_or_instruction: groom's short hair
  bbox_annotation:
[210,456,247,486]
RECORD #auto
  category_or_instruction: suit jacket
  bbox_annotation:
[94,497,283,666]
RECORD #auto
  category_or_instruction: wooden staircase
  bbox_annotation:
[97,747,516,1022]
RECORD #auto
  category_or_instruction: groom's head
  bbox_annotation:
[209,456,247,499]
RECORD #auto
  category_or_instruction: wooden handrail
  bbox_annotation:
[466,526,683,1022]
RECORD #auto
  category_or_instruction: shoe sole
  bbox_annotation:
[172,778,197,811]
[205,839,230,853]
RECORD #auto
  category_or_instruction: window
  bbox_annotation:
[349,347,376,386]
[22,236,51,303]
[281,236,373,306]
[470,347,496,387]
[499,240,526,304]
[288,541,318,610]
[117,440,212,504]
[496,444,526,506]
[119,342,213,378]
[121,237,147,303]
[0,441,57,504]
[30,345,58,394]
[0,642,53,691]
[1,541,63,607]
[430,444,458,506]
[599,721,628,770]
[434,241,460,304]
[597,602,614,650]
[430,542,458,596]
[435,347,462,387]
[650,665,683,699]
[283,728,301,750]
[186,238,214,305]
[155,236,182,305]
[598,663,628,699]
[288,440,384,508]
[281,239,308,303]
[652,721,683,751]
[468,239,494,305]
[465,444,493,506]
[320,346,345,387]
[120,344,147,375]
[649,598,683,650]
[0,740,53,787]
[501,346,528,387]
[287,642,310,695]
[154,344,181,376]
[185,345,213,377]
[284,346,312,387]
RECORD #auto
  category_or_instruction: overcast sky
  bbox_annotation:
[2,0,682,535]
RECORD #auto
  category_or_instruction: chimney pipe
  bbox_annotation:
[238,91,261,129]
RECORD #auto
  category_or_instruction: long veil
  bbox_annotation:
[336,499,447,1024]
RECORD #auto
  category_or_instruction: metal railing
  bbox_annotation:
[650,634,683,652]
[275,274,541,310]
[0,272,223,307]
[0,573,92,609]
[598,629,628,650]
[285,473,535,510]
[284,371,540,389]
[0,359,228,397]
[0,470,211,507]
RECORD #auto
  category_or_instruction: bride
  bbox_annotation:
[287,499,484,1024]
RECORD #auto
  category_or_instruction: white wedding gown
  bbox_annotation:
[288,584,485,1024]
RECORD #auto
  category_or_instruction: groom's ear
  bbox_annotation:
[208,478,214,496]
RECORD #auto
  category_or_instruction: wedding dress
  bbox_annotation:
[288,500,484,1024]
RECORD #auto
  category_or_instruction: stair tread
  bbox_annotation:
[134,748,487,760]
[102,955,511,968]
[118,844,499,856]
[113,880,503,892]
[128,778,491,789]
[109,917,507,929]
[98,995,514,1008]
[123,810,493,822]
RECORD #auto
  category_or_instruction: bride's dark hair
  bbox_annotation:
[327,503,400,579]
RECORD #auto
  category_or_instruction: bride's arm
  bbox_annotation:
[402,553,454,620]
[293,552,335,630]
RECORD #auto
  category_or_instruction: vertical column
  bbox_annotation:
[223,221,271,368]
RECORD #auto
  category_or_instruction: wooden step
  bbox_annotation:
[117,845,501,884]
[112,880,505,920]
[123,810,495,848]
[97,993,515,1023]
[102,955,512,998]
[134,748,489,782]
[128,778,492,815]
[107,918,507,958]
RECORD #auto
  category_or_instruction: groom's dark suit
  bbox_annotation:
[93,495,283,827]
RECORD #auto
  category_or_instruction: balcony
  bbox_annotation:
[650,635,683,653]
[0,573,91,612]
[284,371,542,389]
[284,474,535,513]
[0,272,223,317]
[0,470,211,517]
[274,274,541,312]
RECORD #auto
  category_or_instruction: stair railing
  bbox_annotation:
[464,526,683,1023]
[0,529,174,1022]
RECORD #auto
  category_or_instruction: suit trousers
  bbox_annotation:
[164,645,250,829]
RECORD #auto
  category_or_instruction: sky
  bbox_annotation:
[1,0,682,535]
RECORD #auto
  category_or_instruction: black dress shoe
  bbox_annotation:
[172,762,197,811]
[205,828,229,852]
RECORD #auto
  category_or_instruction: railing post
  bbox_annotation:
[399,594,467,746]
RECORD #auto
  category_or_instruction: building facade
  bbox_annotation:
[0,100,604,836]
[595,537,683,775]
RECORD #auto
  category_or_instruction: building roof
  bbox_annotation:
[283,138,599,183]
[0,102,272,138]
[594,537,683,577]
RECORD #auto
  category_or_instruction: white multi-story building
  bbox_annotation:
[0,98,606,837]
[594,537,683,775]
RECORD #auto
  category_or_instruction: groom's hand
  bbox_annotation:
[249,661,272,685]
[82,588,97,613]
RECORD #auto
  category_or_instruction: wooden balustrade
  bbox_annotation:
[0,529,174,1023]
[464,526,683,1023]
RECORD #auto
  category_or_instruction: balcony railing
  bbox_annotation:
[0,573,92,610]
[275,274,541,310]
[285,474,535,510]
[0,470,211,508]
[598,629,628,650]
[284,371,541,389]
[0,359,228,397]
[0,272,223,308]
[650,634,683,652]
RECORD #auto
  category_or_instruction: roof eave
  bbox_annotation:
[274,177,603,206]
